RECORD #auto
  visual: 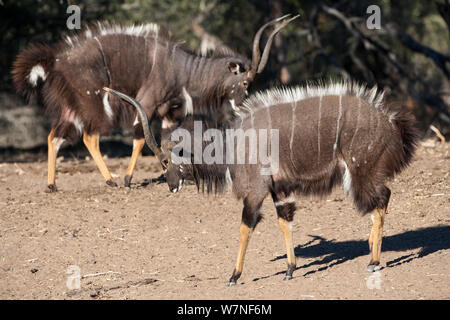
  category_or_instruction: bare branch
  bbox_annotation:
[317,2,450,123]
[385,23,450,79]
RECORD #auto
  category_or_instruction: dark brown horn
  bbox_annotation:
[103,87,166,167]
[256,14,300,74]
[249,14,292,80]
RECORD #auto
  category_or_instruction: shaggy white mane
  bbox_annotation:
[242,81,385,111]
[65,22,160,48]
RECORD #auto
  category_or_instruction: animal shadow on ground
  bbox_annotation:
[252,225,449,281]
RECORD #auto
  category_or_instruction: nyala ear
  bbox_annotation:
[228,61,243,75]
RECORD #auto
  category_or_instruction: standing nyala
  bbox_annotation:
[108,80,419,285]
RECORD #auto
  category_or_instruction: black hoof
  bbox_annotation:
[283,263,295,281]
[106,179,118,187]
[367,262,381,273]
[47,184,58,193]
[124,175,132,188]
[227,269,241,287]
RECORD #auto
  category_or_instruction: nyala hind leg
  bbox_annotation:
[272,191,297,280]
[47,128,64,192]
[367,187,391,272]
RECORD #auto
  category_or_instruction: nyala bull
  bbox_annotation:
[106,81,418,285]
[12,15,297,191]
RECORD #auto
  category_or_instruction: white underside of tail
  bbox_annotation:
[28,64,47,87]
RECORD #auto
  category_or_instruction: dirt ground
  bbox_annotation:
[0,139,449,300]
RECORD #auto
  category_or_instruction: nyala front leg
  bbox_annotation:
[227,197,264,286]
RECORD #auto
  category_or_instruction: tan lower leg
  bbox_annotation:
[369,207,386,265]
[368,220,375,251]
[82,132,113,182]
[278,217,296,268]
[125,138,145,178]
[47,129,57,186]
[234,223,253,274]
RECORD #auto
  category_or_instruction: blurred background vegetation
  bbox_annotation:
[0,0,449,159]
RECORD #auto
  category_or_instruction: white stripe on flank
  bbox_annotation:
[28,65,47,87]
[182,87,193,116]
[103,92,114,120]
[289,100,297,171]
[94,37,111,85]
[341,160,353,197]
[317,95,323,163]
[266,104,272,129]
[149,28,159,79]
[333,95,343,159]
[349,98,361,152]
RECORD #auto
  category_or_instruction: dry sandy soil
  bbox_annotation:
[0,139,449,300]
